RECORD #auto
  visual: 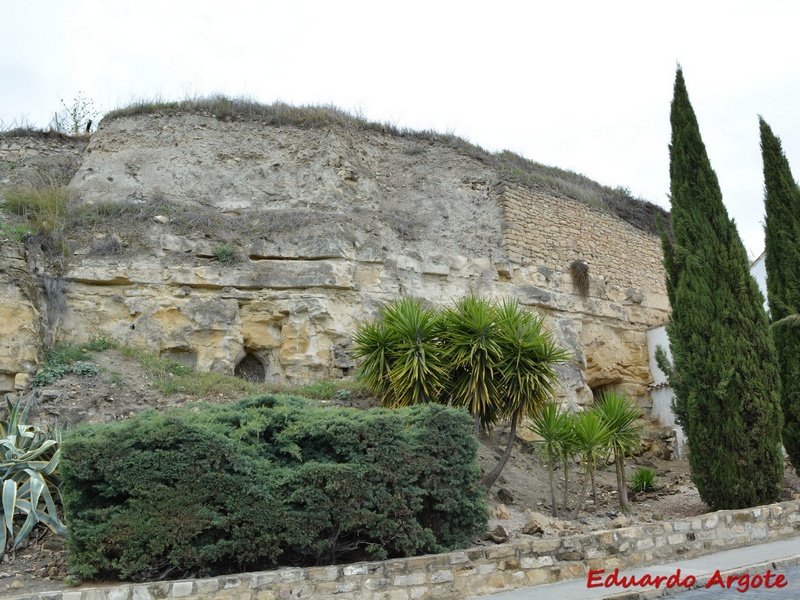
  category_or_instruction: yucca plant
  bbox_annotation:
[440,296,504,434]
[571,409,611,518]
[352,297,447,408]
[354,296,569,492]
[481,299,570,490]
[595,392,643,511]
[530,402,576,516]
[1,394,67,554]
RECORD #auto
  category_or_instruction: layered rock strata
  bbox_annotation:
[0,116,669,409]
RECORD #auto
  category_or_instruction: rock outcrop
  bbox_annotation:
[0,114,670,409]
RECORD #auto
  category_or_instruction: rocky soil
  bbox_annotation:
[4,349,799,597]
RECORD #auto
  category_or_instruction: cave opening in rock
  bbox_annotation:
[589,382,619,403]
[235,352,266,383]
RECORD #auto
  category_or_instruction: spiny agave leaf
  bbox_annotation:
[0,513,5,553]
[26,449,61,475]
[2,479,17,533]
[17,440,57,462]
[11,497,32,513]
[34,509,67,536]
[27,476,44,517]
[12,511,38,550]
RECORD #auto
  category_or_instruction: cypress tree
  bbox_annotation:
[761,117,800,472]
[661,68,783,509]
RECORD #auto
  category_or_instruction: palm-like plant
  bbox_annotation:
[441,296,504,435]
[353,295,568,492]
[530,402,575,516]
[480,298,569,490]
[352,296,447,408]
[1,394,67,554]
[595,392,643,511]
[571,409,611,518]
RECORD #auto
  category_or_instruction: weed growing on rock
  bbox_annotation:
[212,243,238,264]
[32,344,99,387]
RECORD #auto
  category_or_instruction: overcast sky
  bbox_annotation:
[2,1,799,260]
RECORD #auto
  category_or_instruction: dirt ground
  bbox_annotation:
[4,349,800,597]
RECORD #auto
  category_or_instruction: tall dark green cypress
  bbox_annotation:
[761,118,800,472]
[661,68,783,510]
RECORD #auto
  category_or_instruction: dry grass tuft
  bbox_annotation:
[569,260,590,296]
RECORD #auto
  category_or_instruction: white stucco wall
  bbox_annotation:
[751,252,768,312]
[646,326,676,427]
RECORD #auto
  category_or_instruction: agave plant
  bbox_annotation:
[1,394,67,554]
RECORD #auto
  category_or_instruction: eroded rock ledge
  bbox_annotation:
[0,116,670,409]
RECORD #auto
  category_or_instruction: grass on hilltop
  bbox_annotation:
[2,94,669,235]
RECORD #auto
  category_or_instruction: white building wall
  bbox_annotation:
[751,252,768,312]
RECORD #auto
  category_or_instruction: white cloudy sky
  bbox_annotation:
[2,0,799,259]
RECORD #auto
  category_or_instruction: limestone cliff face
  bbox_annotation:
[0,115,670,409]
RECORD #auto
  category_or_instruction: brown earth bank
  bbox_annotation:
[3,348,799,597]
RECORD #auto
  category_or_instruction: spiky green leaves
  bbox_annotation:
[353,295,569,490]
[352,297,448,408]
[1,394,67,554]
[353,296,568,430]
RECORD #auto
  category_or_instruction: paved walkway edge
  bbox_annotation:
[471,536,800,600]
[607,552,800,599]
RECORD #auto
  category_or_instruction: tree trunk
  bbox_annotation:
[616,452,630,511]
[562,455,570,515]
[474,412,481,437]
[481,411,519,491]
[547,448,558,517]
[590,459,598,507]
[571,464,589,519]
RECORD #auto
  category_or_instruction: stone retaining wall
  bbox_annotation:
[14,500,800,600]
[499,182,667,300]
[0,133,87,187]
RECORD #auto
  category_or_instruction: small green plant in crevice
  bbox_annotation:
[1,183,72,262]
[630,467,657,494]
[1,394,68,554]
[82,336,114,352]
[212,243,239,264]
[0,221,29,241]
[32,344,99,387]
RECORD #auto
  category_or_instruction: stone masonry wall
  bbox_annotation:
[500,183,666,299]
[496,183,670,405]
[13,500,800,600]
[0,133,88,187]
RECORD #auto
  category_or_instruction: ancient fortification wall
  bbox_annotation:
[0,116,670,410]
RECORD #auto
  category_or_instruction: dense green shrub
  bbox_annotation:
[761,118,800,474]
[61,395,486,580]
[661,68,783,509]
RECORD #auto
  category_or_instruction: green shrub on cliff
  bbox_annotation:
[61,395,487,580]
